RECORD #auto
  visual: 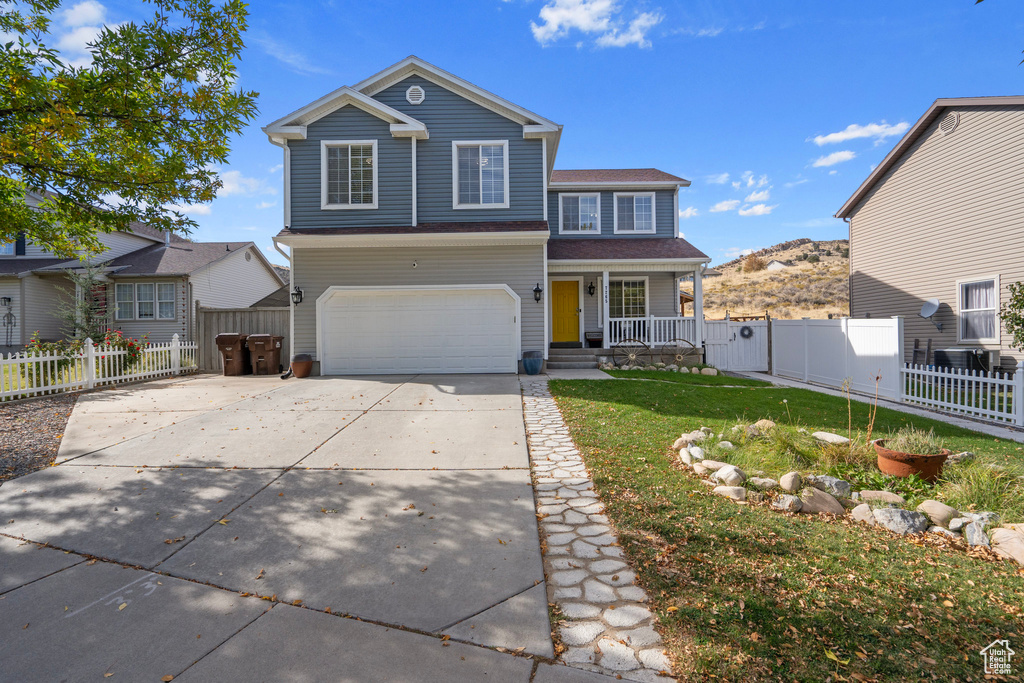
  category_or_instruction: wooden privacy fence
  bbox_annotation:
[1,335,198,401]
[196,305,289,371]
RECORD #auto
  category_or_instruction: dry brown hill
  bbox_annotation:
[701,239,850,320]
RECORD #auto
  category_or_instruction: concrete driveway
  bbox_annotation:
[0,374,614,682]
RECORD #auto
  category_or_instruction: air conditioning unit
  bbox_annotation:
[933,348,996,373]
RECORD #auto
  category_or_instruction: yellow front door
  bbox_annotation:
[552,281,580,343]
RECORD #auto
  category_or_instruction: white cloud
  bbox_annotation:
[744,189,770,202]
[256,201,277,210]
[269,164,283,173]
[678,206,699,219]
[706,172,730,184]
[812,150,856,167]
[679,231,685,238]
[722,247,756,259]
[731,180,741,190]
[255,35,334,76]
[812,121,910,146]
[595,11,663,48]
[62,1,105,27]
[531,0,662,49]
[829,170,838,175]
[784,177,809,188]
[738,203,777,217]
[167,203,211,216]
[710,199,740,213]
[218,170,277,197]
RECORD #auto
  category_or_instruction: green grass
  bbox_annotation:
[603,369,772,387]
[549,378,1024,682]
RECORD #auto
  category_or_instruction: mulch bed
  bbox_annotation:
[0,394,77,483]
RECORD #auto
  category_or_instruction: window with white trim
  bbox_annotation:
[115,283,175,321]
[613,193,655,233]
[958,277,998,342]
[321,140,377,209]
[609,280,646,318]
[0,242,13,256]
[559,194,600,234]
[453,141,509,208]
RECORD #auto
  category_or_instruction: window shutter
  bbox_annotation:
[15,232,26,255]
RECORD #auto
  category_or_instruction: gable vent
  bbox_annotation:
[939,111,959,136]
[406,85,425,105]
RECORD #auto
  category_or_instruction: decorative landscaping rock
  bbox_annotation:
[962,511,1001,530]
[929,526,959,538]
[671,437,688,451]
[964,522,990,547]
[700,460,729,472]
[748,477,779,490]
[916,500,960,529]
[753,418,776,432]
[745,425,761,438]
[772,494,802,513]
[812,431,851,445]
[712,486,746,501]
[851,503,876,525]
[799,488,845,515]
[747,490,765,504]
[780,472,802,493]
[872,508,929,535]
[677,450,693,466]
[990,528,1024,566]
[700,426,714,435]
[807,474,852,499]
[858,490,906,506]
[688,446,705,461]
[713,464,746,487]
[948,517,968,532]
[718,440,736,451]
[692,462,709,476]
[946,451,975,465]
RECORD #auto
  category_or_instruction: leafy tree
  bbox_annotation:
[999,282,1024,351]
[0,0,258,257]
[54,261,109,340]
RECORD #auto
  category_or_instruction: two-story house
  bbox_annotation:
[0,193,284,352]
[264,56,710,375]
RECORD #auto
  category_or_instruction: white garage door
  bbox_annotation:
[319,287,519,375]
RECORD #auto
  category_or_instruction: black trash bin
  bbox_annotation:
[215,333,251,376]
[247,334,284,375]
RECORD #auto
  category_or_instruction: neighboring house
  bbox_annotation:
[0,202,284,350]
[263,56,710,375]
[836,96,1024,370]
[765,260,789,271]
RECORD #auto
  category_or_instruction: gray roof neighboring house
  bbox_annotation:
[104,241,252,277]
[0,258,67,276]
[251,286,290,308]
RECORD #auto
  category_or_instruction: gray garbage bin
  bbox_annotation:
[522,350,543,375]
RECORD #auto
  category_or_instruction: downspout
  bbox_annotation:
[274,238,294,364]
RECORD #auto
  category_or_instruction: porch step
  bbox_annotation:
[546,361,601,370]
[547,346,606,356]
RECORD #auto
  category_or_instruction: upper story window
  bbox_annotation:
[321,140,377,210]
[958,276,999,343]
[0,242,13,256]
[452,141,509,209]
[116,282,176,321]
[613,192,655,234]
[559,193,600,234]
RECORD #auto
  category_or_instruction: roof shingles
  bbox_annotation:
[105,242,251,276]
[550,169,687,184]
[548,238,708,261]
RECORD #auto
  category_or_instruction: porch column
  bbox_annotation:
[693,267,704,348]
[602,270,610,349]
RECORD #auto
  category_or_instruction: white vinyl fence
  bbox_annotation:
[772,316,1024,425]
[705,320,769,372]
[1,334,198,401]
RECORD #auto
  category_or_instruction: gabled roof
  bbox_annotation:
[263,86,429,144]
[835,96,1024,218]
[0,258,66,276]
[105,241,255,277]
[550,169,689,185]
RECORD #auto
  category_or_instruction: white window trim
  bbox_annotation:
[608,276,650,319]
[114,282,176,322]
[612,192,657,234]
[320,139,379,210]
[451,140,510,210]
[956,274,1000,344]
[557,193,601,235]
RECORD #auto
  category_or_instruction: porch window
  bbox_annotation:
[613,193,655,233]
[453,141,509,208]
[321,140,377,209]
[609,280,646,318]
[559,194,600,234]
[958,277,998,342]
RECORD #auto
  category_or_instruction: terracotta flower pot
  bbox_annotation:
[873,439,950,483]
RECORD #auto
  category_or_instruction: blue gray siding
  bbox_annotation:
[547,189,677,238]
[373,76,545,223]
[289,106,413,228]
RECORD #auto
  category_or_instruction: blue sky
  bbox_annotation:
[58,1,1024,265]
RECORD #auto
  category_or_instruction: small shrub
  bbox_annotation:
[882,426,946,455]
[743,254,766,273]
[805,254,820,264]
[840,247,850,258]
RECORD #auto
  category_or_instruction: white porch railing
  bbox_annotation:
[607,316,697,347]
[902,362,1024,425]
[1,334,198,402]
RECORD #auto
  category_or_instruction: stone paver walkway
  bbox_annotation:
[522,378,673,681]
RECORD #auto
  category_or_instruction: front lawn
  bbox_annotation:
[603,369,771,387]
[550,378,1024,682]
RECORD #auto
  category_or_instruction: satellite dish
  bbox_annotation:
[919,298,942,331]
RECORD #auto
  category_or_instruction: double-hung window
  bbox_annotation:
[609,279,647,318]
[115,283,175,321]
[559,194,600,234]
[613,193,655,233]
[958,277,999,343]
[453,141,509,209]
[321,140,377,209]
[0,241,13,256]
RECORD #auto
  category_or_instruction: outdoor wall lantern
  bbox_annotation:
[533,283,543,303]
[587,282,596,297]
[291,286,304,305]
[0,297,10,307]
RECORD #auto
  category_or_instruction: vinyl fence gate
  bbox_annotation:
[704,319,770,372]
[195,305,290,372]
